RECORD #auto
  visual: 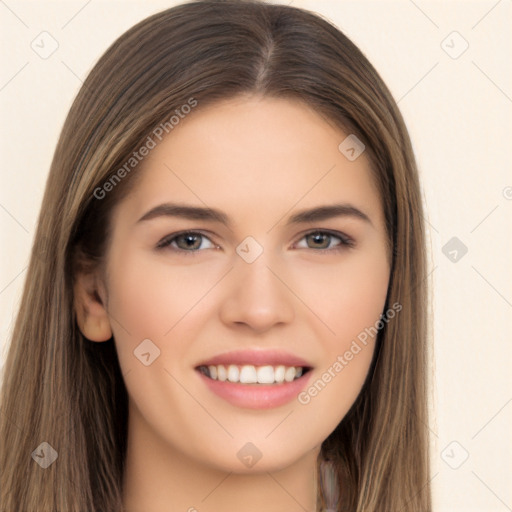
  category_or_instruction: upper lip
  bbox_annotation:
[196,349,313,369]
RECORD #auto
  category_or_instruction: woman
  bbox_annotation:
[0,1,431,510]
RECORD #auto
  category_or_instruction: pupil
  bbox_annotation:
[182,234,199,249]
[310,233,328,248]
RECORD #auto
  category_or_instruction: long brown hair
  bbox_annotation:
[0,1,431,510]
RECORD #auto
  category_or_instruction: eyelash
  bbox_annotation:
[156,229,355,254]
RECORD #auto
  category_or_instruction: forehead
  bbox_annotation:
[116,95,383,229]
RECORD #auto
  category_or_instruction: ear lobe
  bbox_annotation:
[73,271,112,342]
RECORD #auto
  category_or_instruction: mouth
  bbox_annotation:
[194,362,314,410]
[196,363,313,385]
[193,349,314,409]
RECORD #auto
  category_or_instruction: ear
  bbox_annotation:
[73,269,112,342]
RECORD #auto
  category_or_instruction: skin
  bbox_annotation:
[74,95,391,512]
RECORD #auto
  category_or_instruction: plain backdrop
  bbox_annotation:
[1,1,511,510]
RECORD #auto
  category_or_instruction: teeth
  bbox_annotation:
[227,365,239,383]
[208,365,217,380]
[257,365,275,384]
[284,366,296,382]
[200,363,307,384]
[216,365,227,381]
[274,365,285,383]
[239,365,257,384]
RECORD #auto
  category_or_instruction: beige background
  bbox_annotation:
[1,1,511,510]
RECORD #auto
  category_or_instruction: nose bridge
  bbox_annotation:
[219,237,295,330]
[237,249,277,294]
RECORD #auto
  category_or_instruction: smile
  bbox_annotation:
[197,363,311,384]
[195,364,313,409]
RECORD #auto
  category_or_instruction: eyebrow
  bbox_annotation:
[136,202,372,227]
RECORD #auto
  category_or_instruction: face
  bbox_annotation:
[82,95,390,473]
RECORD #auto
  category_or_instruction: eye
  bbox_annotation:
[156,231,217,252]
[156,229,354,254]
[294,230,354,252]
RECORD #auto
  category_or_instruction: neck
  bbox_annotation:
[122,403,321,512]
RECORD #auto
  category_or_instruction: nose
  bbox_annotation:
[219,253,295,333]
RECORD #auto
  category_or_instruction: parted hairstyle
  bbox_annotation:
[0,1,432,510]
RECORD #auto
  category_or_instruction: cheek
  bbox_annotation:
[106,250,215,335]
[104,254,217,428]
[292,250,389,423]
[292,249,390,342]
[105,249,226,375]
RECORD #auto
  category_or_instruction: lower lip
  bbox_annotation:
[196,369,313,410]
